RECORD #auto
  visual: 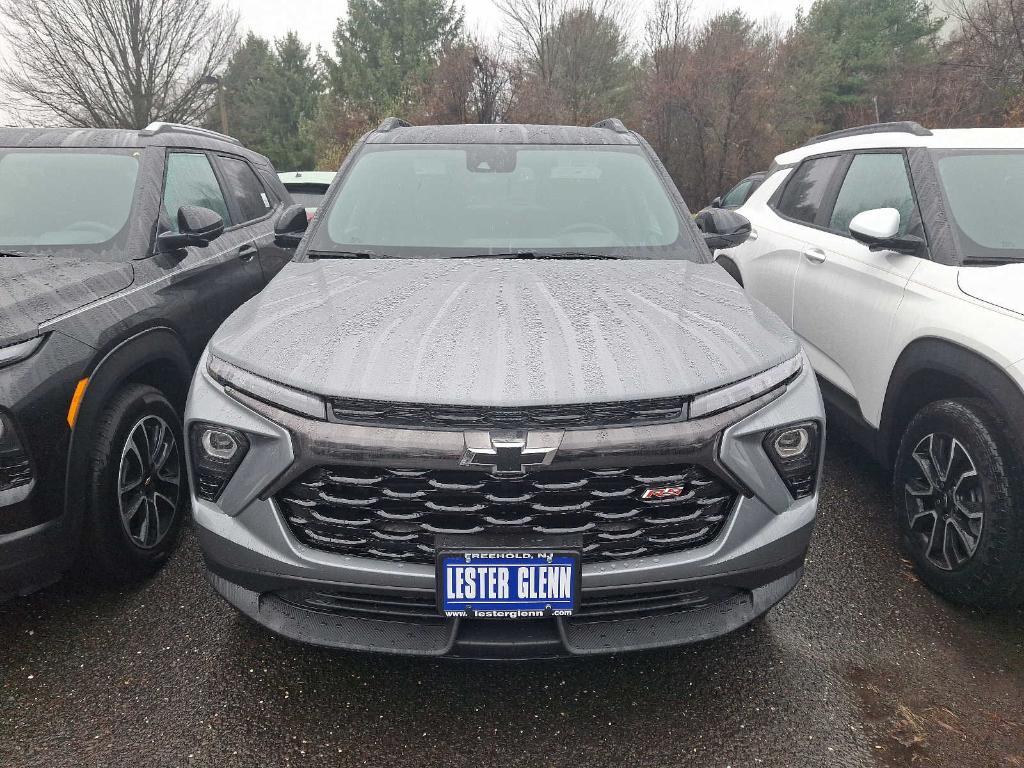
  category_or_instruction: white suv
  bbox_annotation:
[716,122,1024,608]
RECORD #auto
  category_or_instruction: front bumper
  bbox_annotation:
[187,354,824,657]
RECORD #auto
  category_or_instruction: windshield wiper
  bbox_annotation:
[456,251,620,260]
[307,249,389,259]
[0,250,31,258]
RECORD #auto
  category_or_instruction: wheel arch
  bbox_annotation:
[879,337,1024,468]
[62,327,194,541]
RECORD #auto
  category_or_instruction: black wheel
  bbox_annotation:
[83,384,187,583]
[894,399,1024,608]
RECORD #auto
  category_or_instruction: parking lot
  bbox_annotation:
[0,431,1020,768]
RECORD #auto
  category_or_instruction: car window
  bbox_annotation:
[219,156,273,223]
[0,149,139,250]
[285,184,330,209]
[163,153,231,233]
[829,153,916,237]
[774,155,842,225]
[311,144,693,259]
[933,150,1024,262]
[721,179,753,208]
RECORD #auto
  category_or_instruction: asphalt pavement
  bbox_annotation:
[2,431,1022,768]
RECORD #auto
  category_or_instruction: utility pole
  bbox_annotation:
[873,95,880,124]
[201,74,229,134]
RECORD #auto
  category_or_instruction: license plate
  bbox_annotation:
[437,550,580,619]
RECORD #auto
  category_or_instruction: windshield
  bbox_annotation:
[933,150,1024,262]
[0,149,140,254]
[308,144,694,259]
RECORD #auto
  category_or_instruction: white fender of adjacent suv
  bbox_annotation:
[718,122,1024,609]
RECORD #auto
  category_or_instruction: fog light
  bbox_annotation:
[189,423,249,502]
[773,427,810,459]
[0,412,33,493]
[201,428,240,460]
[764,421,821,499]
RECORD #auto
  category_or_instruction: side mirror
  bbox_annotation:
[849,208,923,255]
[695,208,751,250]
[710,196,723,209]
[275,203,308,248]
[157,205,224,252]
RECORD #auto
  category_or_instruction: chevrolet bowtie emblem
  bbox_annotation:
[462,430,562,475]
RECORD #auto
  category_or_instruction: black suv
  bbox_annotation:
[0,122,307,599]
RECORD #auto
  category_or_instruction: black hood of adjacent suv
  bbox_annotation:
[209,258,800,405]
[0,256,135,345]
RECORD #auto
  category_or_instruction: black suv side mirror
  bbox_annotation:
[157,205,225,252]
[695,208,751,250]
[275,204,308,248]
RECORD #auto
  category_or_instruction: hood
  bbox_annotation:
[0,257,135,344]
[210,259,799,406]
[958,264,1024,317]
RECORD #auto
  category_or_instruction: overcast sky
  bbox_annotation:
[0,0,807,126]
[236,0,807,51]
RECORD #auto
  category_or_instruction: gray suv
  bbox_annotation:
[185,118,825,658]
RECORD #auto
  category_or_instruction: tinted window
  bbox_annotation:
[830,153,916,236]
[775,156,842,224]
[721,179,753,208]
[311,144,691,259]
[285,184,330,208]
[934,151,1024,261]
[163,153,230,232]
[220,156,273,223]
[0,150,139,249]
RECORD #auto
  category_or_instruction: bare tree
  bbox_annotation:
[0,0,238,128]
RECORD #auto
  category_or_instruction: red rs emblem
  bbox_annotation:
[642,486,686,500]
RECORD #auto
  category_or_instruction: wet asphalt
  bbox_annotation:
[1,432,1021,768]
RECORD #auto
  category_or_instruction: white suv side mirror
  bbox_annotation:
[849,208,900,240]
[849,207,924,255]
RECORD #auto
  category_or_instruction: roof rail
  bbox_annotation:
[805,121,932,146]
[377,117,412,133]
[592,118,628,134]
[139,121,241,146]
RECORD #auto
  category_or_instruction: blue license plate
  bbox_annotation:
[437,550,580,619]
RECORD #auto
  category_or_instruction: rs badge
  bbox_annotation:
[642,486,686,500]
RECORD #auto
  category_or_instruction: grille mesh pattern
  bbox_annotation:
[329,397,686,430]
[278,463,736,563]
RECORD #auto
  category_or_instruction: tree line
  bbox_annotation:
[2,0,1023,205]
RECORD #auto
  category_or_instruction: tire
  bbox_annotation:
[82,384,187,584]
[893,399,1024,608]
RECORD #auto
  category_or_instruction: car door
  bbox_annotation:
[791,151,924,416]
[154,150,263,356]
[214,154,291,285]
[730,155,845,325]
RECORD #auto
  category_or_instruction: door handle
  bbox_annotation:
[803,248,826,264]
[237,244,258,262]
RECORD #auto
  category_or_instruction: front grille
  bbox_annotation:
[277,463,736,564]
[329,397,687,430]
[275,583,740,623]
[0,453,32,492]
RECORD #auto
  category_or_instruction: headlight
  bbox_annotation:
[207,355,325,420]
[189,423,250,501]
[0,336,45,368]
[690,355,802,419]
[0,411,33,492]
[763,421,821,499]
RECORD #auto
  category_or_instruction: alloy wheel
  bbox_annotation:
[117,415,181,549]
[903,432,984,571]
